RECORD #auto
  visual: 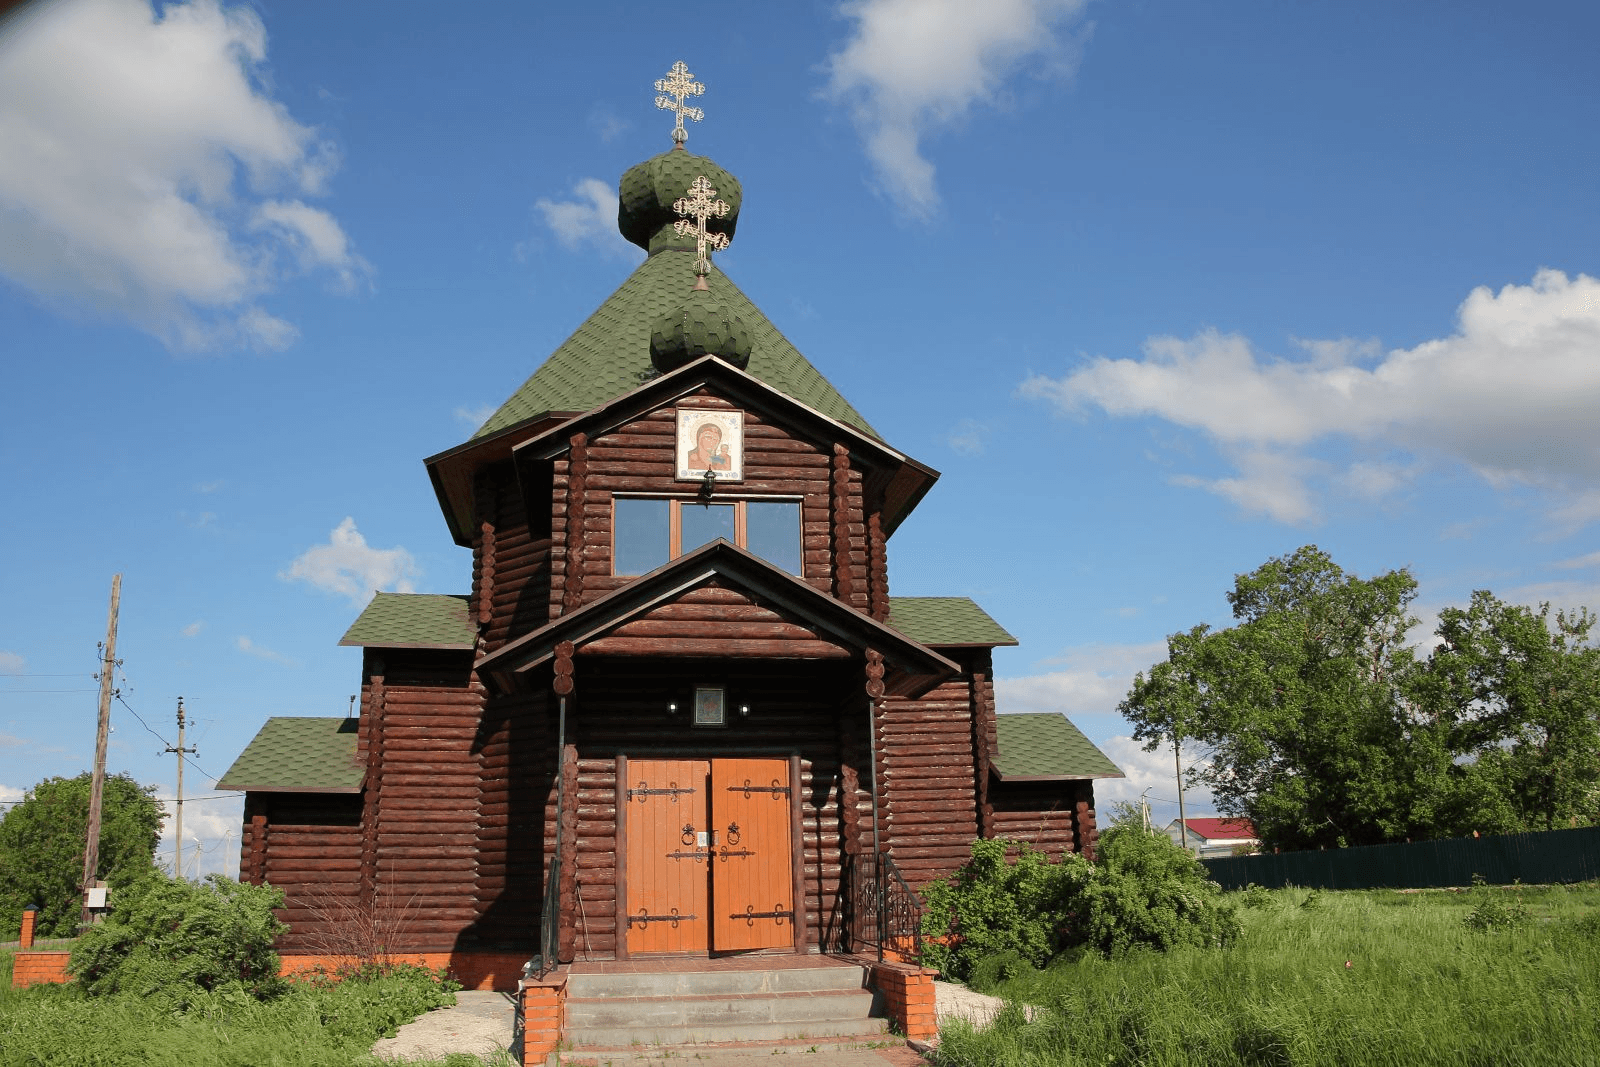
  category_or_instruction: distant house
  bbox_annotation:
[1167,817,1260,857]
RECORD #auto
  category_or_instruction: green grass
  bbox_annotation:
[934,883,1600,1067]
[0,963,509,1066]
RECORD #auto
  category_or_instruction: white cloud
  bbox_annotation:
[823,0,1091,218]
[947,417,988,455]
[0,735,24,748]
[280,516,418,605]
[155,791,242,879]
[1555,550,1600,571]
[995,640,1167,716]
[181,621,205,637]
[454,403,495,431]
[194,479,226,494]
[1022,270,1600,527]
[1089,735,1217,817]
[0,651,25,674]
[0,0,364,350]
[234,635,293,665]
[534,178,638,258]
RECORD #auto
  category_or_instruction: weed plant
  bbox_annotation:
[934,883,1600,1067]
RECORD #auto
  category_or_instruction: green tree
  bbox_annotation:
[1417,592,1600,834]
[0,772,163,939]
[1121,546,1437,850]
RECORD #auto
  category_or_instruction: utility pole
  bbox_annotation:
[82,574,121,925]
[1174,729,1192,857]
[165,698,197,878]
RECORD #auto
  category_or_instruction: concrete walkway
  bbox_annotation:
[372,981,1007,1064]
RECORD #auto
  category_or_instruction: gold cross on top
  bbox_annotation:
[674,175,731,278]
[655,61,705,145]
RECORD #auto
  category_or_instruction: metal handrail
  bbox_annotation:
[528,851,561,980]
[843,850,923,962]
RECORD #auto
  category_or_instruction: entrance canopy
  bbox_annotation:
[475,539,958,698]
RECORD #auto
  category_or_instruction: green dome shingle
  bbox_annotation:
[650,286,753,371]
[619,147,741,254]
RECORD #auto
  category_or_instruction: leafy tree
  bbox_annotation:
[1121,546,1431,850]
[1123,546,1600,850]
[1417,592,1600,835]
[70,871,287,1002]
[0,772,163,939]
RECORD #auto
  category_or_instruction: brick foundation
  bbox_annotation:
[11,951,72,988]
[278,950,531,991]
[518,973,567,1066]
[870,960,938,1044]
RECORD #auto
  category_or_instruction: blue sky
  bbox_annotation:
[2,0,1597,873]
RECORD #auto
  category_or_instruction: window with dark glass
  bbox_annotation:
[612,498,802,576]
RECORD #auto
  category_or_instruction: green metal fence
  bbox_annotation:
[1202,826,1600,891]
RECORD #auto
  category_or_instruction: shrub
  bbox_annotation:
[920,827,1239,981]
[1068,822,1241,958]
[69,872,287,1000]
[920,838,1084,981]
[1236,883,1275,909]
[1462,874,1530,931]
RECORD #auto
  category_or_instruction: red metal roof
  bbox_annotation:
[1183,818,1258,841]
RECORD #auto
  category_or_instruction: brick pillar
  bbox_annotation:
[20,907,36,949]
[519,975,567,1066]
[870,960,939,1044]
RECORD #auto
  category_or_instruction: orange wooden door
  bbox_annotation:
[711,758,795,952]
[624,760,710,954]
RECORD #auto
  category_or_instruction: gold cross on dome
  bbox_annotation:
[655,61,705,145]
[674,175,731,277]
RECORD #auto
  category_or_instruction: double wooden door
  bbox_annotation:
[624,757,795,954]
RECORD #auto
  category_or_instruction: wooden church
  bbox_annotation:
[220,64,1122,987]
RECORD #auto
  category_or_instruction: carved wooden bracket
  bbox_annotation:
[562,433,589,615]
[831,444,854,604]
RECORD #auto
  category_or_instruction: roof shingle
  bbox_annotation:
[992,713,1124,780]
[473,249,878,440]
[886,597,1017,647]
[217,717,363,793]
[339,593,474,649]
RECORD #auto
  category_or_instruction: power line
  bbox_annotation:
[0,688,99,694]
[113,693,224,783]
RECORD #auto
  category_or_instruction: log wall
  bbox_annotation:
[359,649,486,952]
[877,673,982,889]
[242,793,362,951]
[536,392,876,613]
[475,462,552,654]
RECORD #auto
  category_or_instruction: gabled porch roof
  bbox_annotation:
[476,539,959,699]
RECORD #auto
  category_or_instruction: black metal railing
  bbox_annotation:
[527,851,561,979]
[844,850,923,962]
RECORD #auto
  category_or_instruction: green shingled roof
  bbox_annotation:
[473,248,879,440]
[992,713,1125,780]
[887,597,1018,647]
[217,717,363,793]
[339,593,474,649]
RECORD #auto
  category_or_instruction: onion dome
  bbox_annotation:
[649,285,752,372]
[619,148,742,255]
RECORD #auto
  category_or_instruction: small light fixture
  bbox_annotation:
[667,701,678,716]
[738,703,751,717]
[698,466,717,501]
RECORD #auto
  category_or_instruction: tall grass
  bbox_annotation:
[0,965,507,1066]
[936,884,1600,1067]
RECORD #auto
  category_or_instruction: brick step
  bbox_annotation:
[565,962,868,999]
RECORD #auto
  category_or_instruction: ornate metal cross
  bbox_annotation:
[674,175,731,277]
[655,61,705,145]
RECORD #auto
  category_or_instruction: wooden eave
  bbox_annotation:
[507,355,940,536]
[229,781,365,795]
[991,769,1126,783]
[424,409,578,546]
[475,539,959,699]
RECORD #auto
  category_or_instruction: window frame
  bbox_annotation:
[611,494,804,576]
